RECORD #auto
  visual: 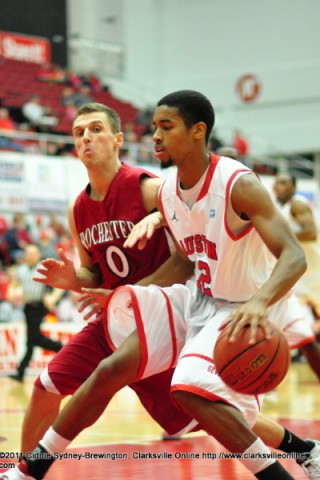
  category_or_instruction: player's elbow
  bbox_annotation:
[299,229,317,242]
[183,260,195,278]
[307,231,317,242]
[293,247,307,277]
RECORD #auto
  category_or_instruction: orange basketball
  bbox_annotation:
[214,323,290,395]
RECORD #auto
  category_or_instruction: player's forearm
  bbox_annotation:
[296,229,317,242]
[137,253,194,288]
[251,247,306,307]
[71,267,101,292]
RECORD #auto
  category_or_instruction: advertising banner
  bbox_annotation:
[0,322,84,375]
[0,154,27,212]
[0,31,51,64]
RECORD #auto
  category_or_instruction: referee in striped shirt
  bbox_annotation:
[9,244,63,383]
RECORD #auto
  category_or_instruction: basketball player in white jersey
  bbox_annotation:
[119,90,319,479]
[273,173,320,378]
[273,173,320,310]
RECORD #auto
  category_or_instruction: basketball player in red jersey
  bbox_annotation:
[0,103,196,480]
[3,98,320,480]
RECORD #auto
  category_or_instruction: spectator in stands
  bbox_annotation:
[0,264,9,300]
[209,130,224,151]
[0,216,8,238]
[65,69,81,89]
[0,290,25,323]
[22,95,58,133]
[48,214,66,239]
[56,291,86,324]
[123,121,138,143]
[135,106,153,135]
[233,129,250,161]
[0,107,23,151]
[38,228,59,260]
[46,141,72,157]
[60,87,76,107]
[0,216,9,258]
[37,63,67,84]
[72,85,93,108]
[0,107,17,131]
[4,213,34,265]
[49,64,67,84]
[0,265,25,323]
[63,101,77,125]
[36,63,55,82]
[79,71,103,91]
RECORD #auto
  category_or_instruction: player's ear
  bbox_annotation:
[114,132,124,147]
[193,122,206,140]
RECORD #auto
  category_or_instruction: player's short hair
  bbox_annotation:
[290,175,297,188]
[157,90,215,144]
[74,102,121,133]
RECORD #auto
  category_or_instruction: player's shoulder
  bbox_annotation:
[233,171,260,189]
[121,162,158,179]
[291,193,311,207]
[140,175,163,187]
[140,176,163,205]
[231,172,271,213]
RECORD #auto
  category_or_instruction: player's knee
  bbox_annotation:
[172,390,197,412]
[93,358,114,382]
[29,385,63,414]
[172,389,214,416]
[94,355,137,386]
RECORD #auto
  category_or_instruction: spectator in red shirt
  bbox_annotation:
[0,108,17,131]
[4,213,34,265]
[233,130,249,161]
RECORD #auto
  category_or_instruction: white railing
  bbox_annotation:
[0,129,74,155]
[0,128,316,178]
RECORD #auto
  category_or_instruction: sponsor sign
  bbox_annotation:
[0,31,51,64]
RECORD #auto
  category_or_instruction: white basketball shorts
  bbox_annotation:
[104,281,289,427]
[280,293,316,349]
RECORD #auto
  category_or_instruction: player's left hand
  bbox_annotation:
[77,287,112,321]
[219,298,273,344]
[124,212,164,250]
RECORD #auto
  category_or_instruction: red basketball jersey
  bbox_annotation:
[73,163,172,289]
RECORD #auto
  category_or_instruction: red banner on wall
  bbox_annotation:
[0,322,84,375]
[0,31,51,64]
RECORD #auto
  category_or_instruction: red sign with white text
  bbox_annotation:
[0,31,51,64]
[0,322,84,375]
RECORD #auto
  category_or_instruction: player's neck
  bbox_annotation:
[88,160,122,201]
[179,152,210,190]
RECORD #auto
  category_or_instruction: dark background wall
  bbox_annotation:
[0,0,68,66]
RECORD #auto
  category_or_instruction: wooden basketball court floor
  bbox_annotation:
[0,362,319,479]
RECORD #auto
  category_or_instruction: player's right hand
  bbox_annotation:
[219,297,273,344]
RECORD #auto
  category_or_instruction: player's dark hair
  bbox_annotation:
[157,90,215,144]
[74,102,121,133]
[290,175,297,188]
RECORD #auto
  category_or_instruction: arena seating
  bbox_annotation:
[0,59,138,135]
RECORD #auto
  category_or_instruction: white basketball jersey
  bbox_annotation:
[276,193,313,235]
[277,194,320,305]
[159,154,276,302]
